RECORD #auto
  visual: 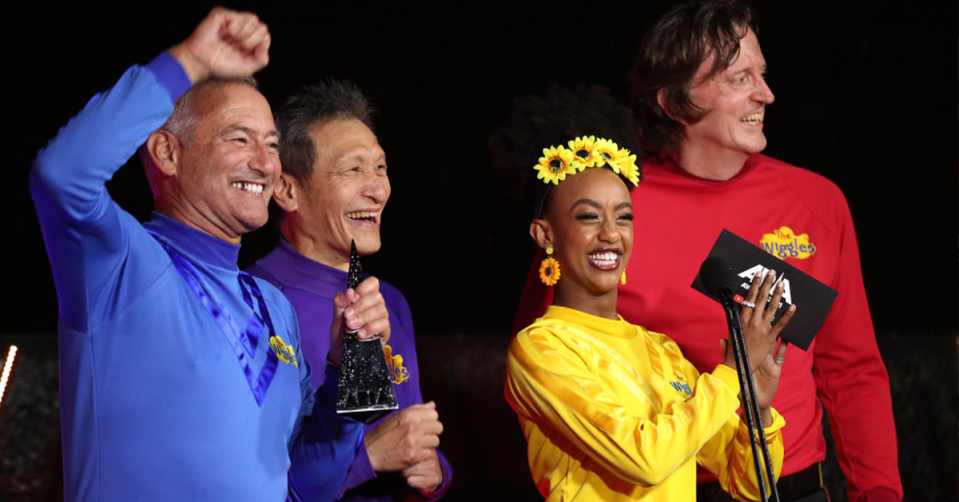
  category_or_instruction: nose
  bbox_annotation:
[754,75,775,105]
[362,171,390,204]
[249,142,278,178]
[598,217,621,243]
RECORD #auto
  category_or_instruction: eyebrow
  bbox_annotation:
[334,148,387,167]
[222,124,280,140]
[569,199,632,211]
[570,198,602,211]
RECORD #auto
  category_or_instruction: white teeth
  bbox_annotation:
[232,182,264,196]
[587,251,620,266]
[742,113,763,125]
[346,211,378,221]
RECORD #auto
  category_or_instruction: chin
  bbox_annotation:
[237,212,269,233]
[354,237,382,257]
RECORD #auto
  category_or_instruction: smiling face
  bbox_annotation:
[534,168,633,316]
[295,118,390,268]
[681,29,774,170]
[166,83,279,243]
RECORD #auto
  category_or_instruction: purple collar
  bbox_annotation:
[255,239,348,299]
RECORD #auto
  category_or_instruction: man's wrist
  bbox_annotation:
[167,44,210,84]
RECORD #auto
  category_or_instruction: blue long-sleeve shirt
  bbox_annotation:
[30,52,362,502]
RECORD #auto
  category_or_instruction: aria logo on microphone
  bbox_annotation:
[736,264,793,305]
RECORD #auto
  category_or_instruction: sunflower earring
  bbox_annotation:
[621,271,627,285]
[539,246,561,286]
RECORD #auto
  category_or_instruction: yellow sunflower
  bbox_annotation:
[539,257,561,286]
[594,138,626,168]
[613,149,641,186]
[534,145,579,185]
[567,135,601,169]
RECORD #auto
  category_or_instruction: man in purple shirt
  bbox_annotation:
[248,80,451,501]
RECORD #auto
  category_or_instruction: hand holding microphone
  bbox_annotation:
[701,257,798,502]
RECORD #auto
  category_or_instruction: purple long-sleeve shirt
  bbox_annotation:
[248,239,452,501]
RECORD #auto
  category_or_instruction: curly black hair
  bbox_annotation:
[488,82,642,219]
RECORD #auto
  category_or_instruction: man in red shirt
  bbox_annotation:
[513,1,902,501]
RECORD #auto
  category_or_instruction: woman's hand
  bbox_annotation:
[722,269,796,425]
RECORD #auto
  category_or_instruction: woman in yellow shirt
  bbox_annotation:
[504,135,794,502]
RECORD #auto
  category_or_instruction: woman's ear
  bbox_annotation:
[530,219,553,249]
[272,173,299,212]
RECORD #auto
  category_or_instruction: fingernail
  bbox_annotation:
[358,328,367,337]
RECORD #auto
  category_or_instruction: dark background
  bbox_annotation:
[3,0,956,500]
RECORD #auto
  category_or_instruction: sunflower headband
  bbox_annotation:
[533,136,641,187]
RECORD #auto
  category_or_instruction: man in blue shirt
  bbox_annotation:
[31,8,386,501]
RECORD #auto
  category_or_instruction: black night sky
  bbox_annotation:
[4,0,957,500]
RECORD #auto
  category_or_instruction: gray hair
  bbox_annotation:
[276,79,375,189]
[140,77,258,197]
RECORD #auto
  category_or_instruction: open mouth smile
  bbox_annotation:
[587,250,622,271]
[741,113,763,126]
[346,211,380,226]
[231,182,264,196]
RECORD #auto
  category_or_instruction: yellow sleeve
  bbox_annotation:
[505,326,744,487]
[695,365,786,502]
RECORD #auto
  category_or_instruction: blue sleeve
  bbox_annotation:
[288,362,365,502]
[29,53,190,330]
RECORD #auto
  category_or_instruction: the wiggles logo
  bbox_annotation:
[269,335,298,367]
[760,226,816,260]
[383,345,409,384]
[669,372,692,397]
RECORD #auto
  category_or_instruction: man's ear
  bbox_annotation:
[145,130,181,177]
[529,219,554,250]
[655,88,683,123]
[272,173,299,213]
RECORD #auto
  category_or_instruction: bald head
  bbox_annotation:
[142,80,280,244]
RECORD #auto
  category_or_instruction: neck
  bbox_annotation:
[552,286,619,321]
[279,223,349,271]
[674,143,750,181]
[155,203,241,245]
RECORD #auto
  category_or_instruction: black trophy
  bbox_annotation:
[336,240,398,423]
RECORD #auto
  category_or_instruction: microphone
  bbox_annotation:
[700,256,736,304]
[699,256,780,501]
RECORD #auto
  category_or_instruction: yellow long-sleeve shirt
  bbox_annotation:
[505,306,785,501]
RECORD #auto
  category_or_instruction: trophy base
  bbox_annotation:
[337,335,398,424]
[336,404,396,425]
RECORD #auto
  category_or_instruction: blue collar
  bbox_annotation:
[143,212,240,270]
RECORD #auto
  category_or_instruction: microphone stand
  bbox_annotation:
[717,290,780,502]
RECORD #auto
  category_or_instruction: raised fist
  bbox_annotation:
[169,7,271,84]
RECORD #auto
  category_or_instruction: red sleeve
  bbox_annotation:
[812,195,902,502]
[512,247,555,336]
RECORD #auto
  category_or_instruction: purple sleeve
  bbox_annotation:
[419,449,452,501]
[389,286,454,500]
[337,283,453,499]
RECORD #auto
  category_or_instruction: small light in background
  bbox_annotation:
[0,345,18,409]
